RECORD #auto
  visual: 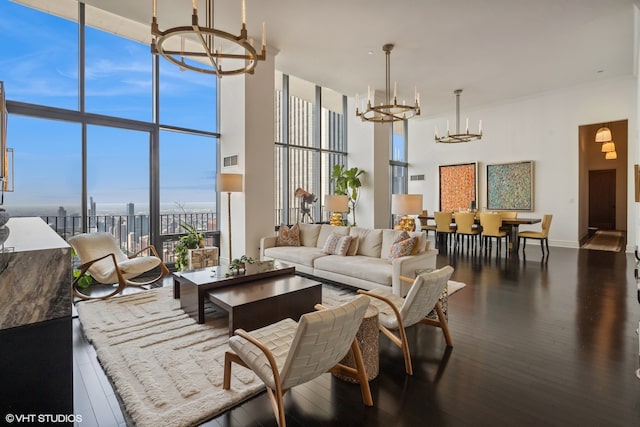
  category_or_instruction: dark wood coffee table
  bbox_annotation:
[207,274,322,335]
[173,263,320,327]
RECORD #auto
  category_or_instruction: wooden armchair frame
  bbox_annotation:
[358,272,453,376]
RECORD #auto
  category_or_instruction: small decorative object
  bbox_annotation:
[0,208,9,227]
[245,259,274,275]
[228,255,255,275]
[295,187,317,223]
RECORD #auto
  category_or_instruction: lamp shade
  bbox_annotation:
[217,173,243,192]
[605,151,617,160]
[325,194,349,212]
[601,141,616,153]
[595,127,612,143]
[391,194,423,215]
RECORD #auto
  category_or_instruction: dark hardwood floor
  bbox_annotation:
[73,243,640,426]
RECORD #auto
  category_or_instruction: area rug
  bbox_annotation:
[77,280,466,427]
[76,287,262,427]
[582,230,624,252]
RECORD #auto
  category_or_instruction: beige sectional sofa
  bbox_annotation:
[259,223,438,296]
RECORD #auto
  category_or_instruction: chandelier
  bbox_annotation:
[151,0,266,76]
[435,89,482,143]
[356,44,420,123]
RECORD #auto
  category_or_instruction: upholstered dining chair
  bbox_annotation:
[518,214,553,257]
[479,212,508,256]
[357,265,454,375]
[68,232,169,300]
[223,296,372,427]
[454,211,480,251]
[434,211,456,248]
[421,210,437,238]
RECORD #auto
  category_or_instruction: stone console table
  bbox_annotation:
[0,217,73,421]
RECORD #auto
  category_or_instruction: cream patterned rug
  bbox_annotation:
[582,230,625,252]
[77,280,466,426]
[76,287,261,427]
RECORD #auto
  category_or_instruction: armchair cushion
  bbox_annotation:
[118,256,162,278]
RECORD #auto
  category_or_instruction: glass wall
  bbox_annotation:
[0,1,219,263]
[274,74,347,225]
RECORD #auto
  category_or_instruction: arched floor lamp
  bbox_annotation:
[217,173,243,263]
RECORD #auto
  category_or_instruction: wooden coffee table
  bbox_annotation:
[207,275,322,336]
[173,264,321,330]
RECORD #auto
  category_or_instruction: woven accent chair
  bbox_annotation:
[479,212,508,256]
[223,296,373,427]
[518,214,553,257]
[454,211,480,251]
[68,232,169,300]
[357,265,454,375]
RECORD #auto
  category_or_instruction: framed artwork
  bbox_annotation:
[439,162,477,212]
[486,161,534,211]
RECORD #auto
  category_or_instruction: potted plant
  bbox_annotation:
[175,223,205,271]
[228,255,254,275]
[331,165,365,226]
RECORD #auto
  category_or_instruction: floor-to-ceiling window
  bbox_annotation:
[390,119,409,227]
[0,1,219,264]
[274,73,347,225]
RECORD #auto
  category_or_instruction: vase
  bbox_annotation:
[0,209,9,227]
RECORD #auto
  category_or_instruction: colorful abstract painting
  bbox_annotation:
[486,161,534,210]
[439,163,477,212]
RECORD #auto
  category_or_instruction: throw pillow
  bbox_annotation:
[322,233,353,256]
[388,231,417,259]
[346,236,359,256]
[276,223,300,247]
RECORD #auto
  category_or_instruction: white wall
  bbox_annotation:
[403,76,637,250]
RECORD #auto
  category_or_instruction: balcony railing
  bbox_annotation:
[38,213,219,265]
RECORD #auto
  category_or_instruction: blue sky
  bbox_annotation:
[0,1,218,214]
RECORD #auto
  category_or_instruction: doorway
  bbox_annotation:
[578,119,628,246]
[588,169,616,230]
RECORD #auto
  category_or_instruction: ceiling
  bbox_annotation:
[20,0,638,118]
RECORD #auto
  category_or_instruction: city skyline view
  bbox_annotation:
[0,1,218,219]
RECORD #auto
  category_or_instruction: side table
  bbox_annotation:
[333,305,379,383]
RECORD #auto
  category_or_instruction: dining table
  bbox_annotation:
[418,214,541,254]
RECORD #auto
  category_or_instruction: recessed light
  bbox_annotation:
[367,51,374,55]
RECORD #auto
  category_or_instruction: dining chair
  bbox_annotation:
[434,211,456,249]
[420,210,437,238]
[499,211,518,219]
[518,214,553,257]
[357,265,454,375]
[223,296,372,427]
[479,212,508,257]
[68,232,170,300]
[454,211,480,251]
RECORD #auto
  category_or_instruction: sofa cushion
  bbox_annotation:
[299,223,321,247]
[316,224,350,249]
[322,234,353,256]
[350,227,383,258]
[314,255,392,286]
[263,246,326,268]
[276,223,300,246]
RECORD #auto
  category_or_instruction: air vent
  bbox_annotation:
[223,155,238,167]
[410,174,425,181]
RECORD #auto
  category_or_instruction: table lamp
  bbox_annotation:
[217,173,243,263]
[391,194,423,232]
[325,195,349,226]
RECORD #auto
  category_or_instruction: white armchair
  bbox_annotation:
[223,295,372,427]
[358,265,454,375]
[68,232,169,300]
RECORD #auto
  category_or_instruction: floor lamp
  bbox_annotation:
[217,173,243,264]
